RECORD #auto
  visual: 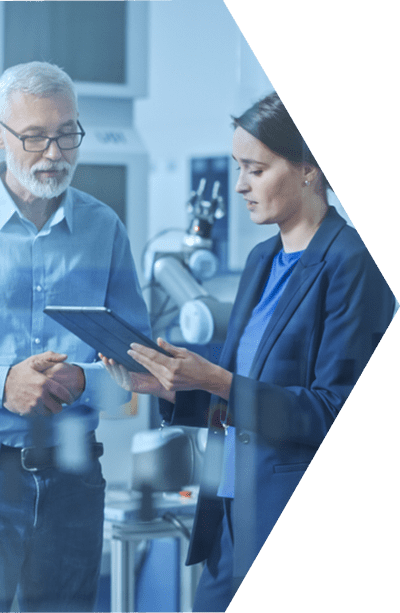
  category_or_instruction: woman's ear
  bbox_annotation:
[302,163,319,184]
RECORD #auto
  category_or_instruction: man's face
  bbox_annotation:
[0,91,80,200]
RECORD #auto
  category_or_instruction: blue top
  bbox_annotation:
[0,175,151,447]
[218,248,303,498]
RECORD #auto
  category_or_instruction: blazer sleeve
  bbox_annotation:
[230,243,396,449]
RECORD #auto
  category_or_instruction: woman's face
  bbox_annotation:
[232,126,306,229]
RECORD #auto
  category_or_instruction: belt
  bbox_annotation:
[0,439,104,472]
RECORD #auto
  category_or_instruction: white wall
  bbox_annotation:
[135,0,273,244]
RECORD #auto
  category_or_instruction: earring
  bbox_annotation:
[304,179,310,186]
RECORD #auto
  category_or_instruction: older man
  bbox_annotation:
[0,62,151,612]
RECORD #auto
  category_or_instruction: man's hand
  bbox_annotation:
[3,352,85,417]
[44,360,85,405]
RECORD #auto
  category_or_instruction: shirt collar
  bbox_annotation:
[51,188,73,232]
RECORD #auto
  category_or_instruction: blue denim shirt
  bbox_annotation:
[0,176,151,446]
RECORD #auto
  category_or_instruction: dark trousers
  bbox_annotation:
[192,499,237,613]
[0,444,105,612]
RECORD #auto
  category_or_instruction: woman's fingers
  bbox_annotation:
[100,352,169,395]
[156,337,183,357]
[118,364,134,390]
[99,353,129,389]
[128,342,168,367]
[100,340,232,400]
[128,342,180,379]
[128,340,204,393]
[129,339,186,364]
[127,342,175,388]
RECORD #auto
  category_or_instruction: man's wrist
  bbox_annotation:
[74,365,86,394]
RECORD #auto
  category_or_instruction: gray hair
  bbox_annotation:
[0,61,77,119]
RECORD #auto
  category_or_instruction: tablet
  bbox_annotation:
[44,306,169,373]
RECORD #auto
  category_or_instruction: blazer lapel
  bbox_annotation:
[218,234,281,371]
[248,206,347,379]
[248,260,324,379]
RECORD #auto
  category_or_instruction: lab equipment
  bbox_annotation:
[130,426,206,494]
[149,179,233,344]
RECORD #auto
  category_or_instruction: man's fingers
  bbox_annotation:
[31,352,68,372]
[46,378,75,406]
[41,388,64,414]
[33,406,54,417]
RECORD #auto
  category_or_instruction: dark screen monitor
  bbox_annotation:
[4,3,125,84]
[71,164,127,225]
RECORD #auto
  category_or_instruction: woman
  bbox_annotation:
[102,92,395,611]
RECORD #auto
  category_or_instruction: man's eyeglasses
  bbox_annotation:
[0,120,85,152]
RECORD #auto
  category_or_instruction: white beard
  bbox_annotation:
[5,147,78,199]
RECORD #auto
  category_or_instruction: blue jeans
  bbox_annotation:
[0,444,105,612]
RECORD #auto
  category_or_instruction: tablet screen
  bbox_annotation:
[44,306,168,373]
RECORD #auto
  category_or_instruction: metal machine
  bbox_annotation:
[147,179,234,345]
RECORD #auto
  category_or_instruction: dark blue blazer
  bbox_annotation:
[160,206,395,583]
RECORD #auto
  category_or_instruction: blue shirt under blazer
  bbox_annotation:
[160,206,395,586]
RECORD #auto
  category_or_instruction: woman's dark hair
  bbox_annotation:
[232,91,332,192]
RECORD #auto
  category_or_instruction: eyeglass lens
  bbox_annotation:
[24,134,83,152]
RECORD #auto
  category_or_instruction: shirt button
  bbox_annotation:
[34,338,41,345]
[238,431,250,444]
[36,285,42,292]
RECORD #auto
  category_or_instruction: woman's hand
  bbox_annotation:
[127,338,233,401]
[99,354,176,403]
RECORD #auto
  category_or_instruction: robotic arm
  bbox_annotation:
[150,179,233,344]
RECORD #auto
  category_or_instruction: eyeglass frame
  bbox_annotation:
[0,120,86,152]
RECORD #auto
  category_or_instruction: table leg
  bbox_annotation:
[179,536,203,612]
[110,537,135,612]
